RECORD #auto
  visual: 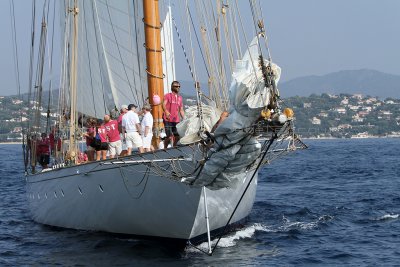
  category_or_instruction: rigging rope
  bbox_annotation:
[221,3,234,73]
[171,16,194,80]
[105,0,140,105]
[132,0,146,98]
[27,0,36,135]
[45,0,56,133]
[82,0,98,117]
[187,7,210,78]
[128,0,145,102]
[234,0,258,76]
[228,3,242,59]
[92,0,112,114]
[9,0,27,172]
[33,5,48,134]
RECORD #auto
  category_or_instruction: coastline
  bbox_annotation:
[298,136,400,140]
[1,136,400,144]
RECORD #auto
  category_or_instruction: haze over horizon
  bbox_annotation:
[1,0,400,97]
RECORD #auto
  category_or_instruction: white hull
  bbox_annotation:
[26,146,257,241]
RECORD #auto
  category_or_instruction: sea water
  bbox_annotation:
[0,139,399,266]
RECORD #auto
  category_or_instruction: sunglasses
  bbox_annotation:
[173,85,181,88]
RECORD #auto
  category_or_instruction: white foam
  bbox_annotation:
[377,214,399,221]
[185,223,273,253]
[279,214,333,231]
[280,221,318,231]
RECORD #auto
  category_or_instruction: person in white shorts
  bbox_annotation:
[122,104,144,155]
[141,105,154,152]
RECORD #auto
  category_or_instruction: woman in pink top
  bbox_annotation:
[95,121,108,161]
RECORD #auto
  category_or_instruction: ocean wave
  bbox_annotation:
[278,214,333,232]
[376,214,399,221]
[280,221,318,231]
[185,223,273,253]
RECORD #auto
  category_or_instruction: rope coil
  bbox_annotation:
[142,18,163,29]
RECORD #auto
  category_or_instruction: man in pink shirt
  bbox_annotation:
[104,114,122,158]
[162,81,185,148]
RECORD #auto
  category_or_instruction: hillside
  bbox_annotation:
[279,69,400,99]
[4,69,399,100]
[283,93,400,138]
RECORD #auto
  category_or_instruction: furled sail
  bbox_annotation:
[161,5,176,94]
[184,36,281,190]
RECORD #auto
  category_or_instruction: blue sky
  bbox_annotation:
[1,0,400,96]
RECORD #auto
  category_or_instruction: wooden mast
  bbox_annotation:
[68,0,79,158]
[143,0,164,148]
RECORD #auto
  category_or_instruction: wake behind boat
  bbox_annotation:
[13,0,306,252]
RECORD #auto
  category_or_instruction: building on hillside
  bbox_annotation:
[340,98,349,105]
[338,124,352,130]
[352,114,364,122]
[12,127,22,133]
[311,117,321,125]
[358,111,370,117]
[351,132,370,138]
[385,100,396,104]
[5,117,28,122]
[318,112,328,117]
[373,102,382,108]
[365,97,378,104]
[348,105,360,111]
[335,107,346,114]
[186,99,196,104]
[379,110,392,120]
[12,99,23,105]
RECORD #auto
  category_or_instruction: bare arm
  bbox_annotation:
[136,123,142,133]
[162,98,170,118]
[179,106,185,119]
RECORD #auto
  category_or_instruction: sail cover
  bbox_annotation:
[161,5,176,94]
[186,36,281,190]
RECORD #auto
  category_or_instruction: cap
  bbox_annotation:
[143,104,151,111]
[121,104,128,110]
[128,104,137,110]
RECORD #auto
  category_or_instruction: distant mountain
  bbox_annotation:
[279,69,400,99]
[178,80,207,96]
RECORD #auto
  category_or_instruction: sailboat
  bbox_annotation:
[17,0,306,251]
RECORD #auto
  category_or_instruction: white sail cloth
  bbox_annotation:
[177,105,222,144]
[187,36,281,190]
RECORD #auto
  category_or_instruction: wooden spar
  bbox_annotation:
[143,0,164,147]
[69,0,79,156]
